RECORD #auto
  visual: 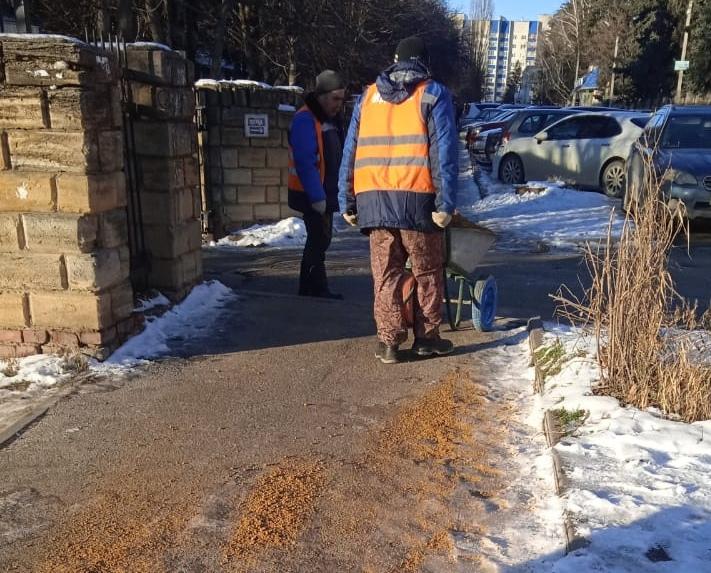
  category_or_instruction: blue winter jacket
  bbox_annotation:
[338,61,458,232]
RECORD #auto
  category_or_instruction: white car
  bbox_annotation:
[492,112,649,197]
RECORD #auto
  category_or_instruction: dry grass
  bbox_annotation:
[1,357,20,377]
[555,155,711,422]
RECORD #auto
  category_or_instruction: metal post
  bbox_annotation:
[676,0,694,103]
[609,35,619,103]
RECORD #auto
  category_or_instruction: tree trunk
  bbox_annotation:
[211,0,235,79]
[118,0,135,40]
[96,0,111,35]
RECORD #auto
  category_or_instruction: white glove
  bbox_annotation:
[432,211,452,228]
[312,200,326,215]
[342,212,358,226]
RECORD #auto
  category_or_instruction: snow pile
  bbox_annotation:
[461,170,626,252]
[536,324,711,572]
[211,217,307,248]
[107,281,236,365]
[195,78,303,93]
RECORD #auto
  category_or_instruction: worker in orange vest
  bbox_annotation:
[339,37,458,364]
[288,70,346,299]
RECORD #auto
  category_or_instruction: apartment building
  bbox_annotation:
[478,17,544,102]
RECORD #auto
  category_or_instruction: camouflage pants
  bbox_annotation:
[369,228,444,346]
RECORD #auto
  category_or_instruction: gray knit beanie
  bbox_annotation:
[315,70,345,94]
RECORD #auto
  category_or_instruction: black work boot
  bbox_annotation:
[411,337,454,357]
[375,341,400,364]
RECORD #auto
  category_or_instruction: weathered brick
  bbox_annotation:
[65,249,125,291]
[254,203,281,221]
[0,345,16,359]
[139,157,185,191]
[252,168,281,186]
[277,111,295,129]
[266,186,280,204]
[0,292,28,328]
[0,172,53,212]
[236,186,266,204]
[0,87,47,128]
[140,187,196,226]
[153,87,194,119]
[97,209,129,249]
[221,186,237,204]
[56,171,126,214]
[22,329,49,344]
[249,130,282,148]
[0,253,63,290]
[219,148,240,169]
[220,106,247,127]
[22,212,98,254]
[118,246,130,281]
[143,219,201,259]
[6,130,100,172]
[147,258,185,291]
[98,131,124,172]
[223,168,252,186]
[50,330,80,347]
[0,214,20,251]
[15,343,41,358]
[80,326,117,347]
[224,204,254,223]
[109,281,134,322]
[47,86,115,130]
[30,291,112,330]
[280,205,301,219]
[282,130,290,148]
[266,148,289,168]
[238,148,266,168]
[133,121,195,157]
[184,157,199,189]
[279,186,288,203]
[220,128,248,147]
[281,168,289,186]
[0,329,23,343]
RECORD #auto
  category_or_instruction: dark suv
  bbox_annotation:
[625,105,711,219]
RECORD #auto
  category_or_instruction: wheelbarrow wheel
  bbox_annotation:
[472,275,497,332]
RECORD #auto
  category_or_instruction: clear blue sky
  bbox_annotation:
[448,0,563,20]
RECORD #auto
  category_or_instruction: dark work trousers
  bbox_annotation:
[299,210,334,296]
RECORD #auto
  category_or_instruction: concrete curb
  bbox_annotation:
[527,318,588,555]
[0,372,89,450]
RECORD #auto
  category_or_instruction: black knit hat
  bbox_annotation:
[395,36,428,63]
[315,70,345,94]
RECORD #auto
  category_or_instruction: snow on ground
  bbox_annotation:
[0,281,236,432]
[533,324,711,572]
[459,168,627,252]
[210,216,308,248]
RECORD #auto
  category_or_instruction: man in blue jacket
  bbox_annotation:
[338,37,458,364]
[288,70,346,299]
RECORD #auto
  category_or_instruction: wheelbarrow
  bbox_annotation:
[402,218,498,332]
[443,221,497,331]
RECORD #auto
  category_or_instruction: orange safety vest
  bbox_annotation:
[354,82,435,195]
[288,106,325,192]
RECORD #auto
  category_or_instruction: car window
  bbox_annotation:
[660,115,711,149]
[576,116,622,139]
[518,114,548,134]
[630,116,650,129]
[546,117,583,139]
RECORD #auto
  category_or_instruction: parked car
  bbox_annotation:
[471,108,582,168]
[625,105,711,219]
[465,110,518,152]
[493,112,650,196]
[459,102,500,128]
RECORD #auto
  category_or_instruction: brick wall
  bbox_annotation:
[196,83,302,237]
[126,45,202,300]
[0,35,136,359]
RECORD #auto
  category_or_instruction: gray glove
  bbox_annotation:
[342,211,358,226]
[312,200,326,215]
[432,211,452,228]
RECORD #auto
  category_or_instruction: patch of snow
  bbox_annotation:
[128,41,173,52]
[460,168,625,252]
[106,281,236,365]
[15,183,28,200]
[134,291,171,313]
[535,324,711,572]
[53,61,68,71]
[278,104,297,112]
[0,33,85,44]
[29,69,49,78]
[195,78,220,89]
[210,217,307,249]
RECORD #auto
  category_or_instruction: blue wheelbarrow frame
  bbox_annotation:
[443,224,497,332]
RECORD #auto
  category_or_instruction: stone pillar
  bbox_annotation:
[0,35,136,359]
[197,83,302,237]
[126,45,202,300]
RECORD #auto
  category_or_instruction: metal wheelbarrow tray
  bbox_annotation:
[443,218,498,332]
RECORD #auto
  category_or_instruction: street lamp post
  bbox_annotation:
[676,0,694,103]
[609,34,619,103]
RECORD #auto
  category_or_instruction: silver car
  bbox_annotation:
[492,112,649,196]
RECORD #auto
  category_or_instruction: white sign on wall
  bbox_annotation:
[244,114,269,138]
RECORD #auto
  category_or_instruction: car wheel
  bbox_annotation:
[601,159,626,198]
[499,154,524,185]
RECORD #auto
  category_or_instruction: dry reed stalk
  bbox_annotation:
[554,150,711,422]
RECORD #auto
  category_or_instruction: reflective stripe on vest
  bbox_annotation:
[354,82,435,195]
[288,106,325,192]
